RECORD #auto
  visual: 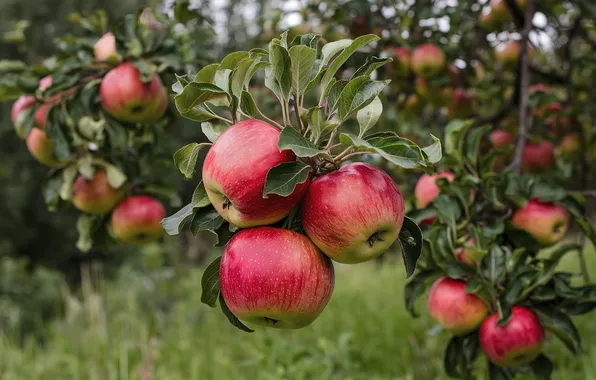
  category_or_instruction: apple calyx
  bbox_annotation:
[367,230,387,248]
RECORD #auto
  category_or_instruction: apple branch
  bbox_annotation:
[507,0,533,174]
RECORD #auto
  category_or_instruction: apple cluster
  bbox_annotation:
[201,118,406,329]
[6,14,185,250]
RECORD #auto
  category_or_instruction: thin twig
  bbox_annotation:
[333,146,354,162]
[205,105,234,125]
[324,122,343,150]
[508,0,534,174]
[293,97,304,132]
[336,151,370,163]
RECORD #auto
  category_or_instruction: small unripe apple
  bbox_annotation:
[11,95,36,139]
[111,195,165,243]
[414,171,456,209]
[490,129,515,149]
[385,46,411,77]
[220,227,334,329]
[72,169,127,215]
[203,119,310,228]
[411,43,446,78]
[100,62,168,123]
[480,306,544,368]
[301,162,405,264]
[428,277,489,335]
[521,141,555,173]
[557,133,581,159]
[511,199,569,246]
[94,32,120,63]
[26,104,64,167]
[455,238,484,267]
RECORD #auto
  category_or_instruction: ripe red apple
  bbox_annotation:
[11,95,36,138]
[480,306,544,368]
[219,227,334,329]
[490,129,515,149]
[100,62,168,123]
[557,133,580,159]
[111,195,165,243]
[94,32,119,63]
[385,46,411,77]
[72,169,127,215]
[455,238,484,267]
[202,119,310,228]
[411,43,446,78]
[428,277,489,335]
[300,162,404,264]
[26,104,64,167]
[495,41,521,67]
[511,199,569,246]
[414,171,456,209]
[521,141,555,173]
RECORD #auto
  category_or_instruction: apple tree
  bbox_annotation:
[1,7,215,252]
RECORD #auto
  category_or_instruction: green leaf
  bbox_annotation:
[46,112,71,160]
[326,79,348,114]
[194,64,220,83]
[201,122,229,143]
[288,45,317,97]
[0,60,26,73]
[433,195,462,224]
[210,223,237,247]
[444,336,465,379]
[398,217,423,278]
[405,270,440,317]
[530,181,567,202]
[213,69,232,95]
[351,56,392,78]
[59,165,78,201]
[219,293,254,333]
[105,164,127,189]
[445,119,474,163]
[240,91,258,117]
[190,208,225,236]
[263,161,312,198]
[319,35,380,102]
[356,96,382,137]
[161,203,194,235]
[174,82,230,118]
[339,132,430,170]
[43,171,63,210]
[191,181,211,208]
[220,51,250,70]
[337,76,389,120]
[533,304,582,354]
[488,362,515,380]
[278,126,331,158]
[290,33,321,49]
[531,354,553,380]
[269,41,292,101]
[230,56,260,98]
[264,65,283,102]
[486,246,508,285]
[465,125,491,167]
[75,214,99,253]
[201,256,221,307]
[308,106,325,143]
[422,135,442,164]
[173,143,211,179]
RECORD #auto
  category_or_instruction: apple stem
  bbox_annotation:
[335,151,369,163]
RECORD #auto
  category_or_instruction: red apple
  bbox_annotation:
[490,129,515,149]
[414,171,456,209]
[39,75,52,92]
[385,46,411,77]
[300,162,404,264]
[202,119,310,228]
[511,199,569,246]
[521,141,555,173]
[100,62,168,123]
[219,227,334,329]
[495,41,521,67]
[411,43,446,78]
[455,238,484,267]
[72,169,127,215]
[11,95,36,138]
[94,32,119,63]
[428,277,489,335]
[26,105,64,167]
[480,306,544,368]
[111,195,165,243]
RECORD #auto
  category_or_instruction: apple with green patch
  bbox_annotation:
[72,169,127,214]
[510,199,569,246]
[111,195,165,243]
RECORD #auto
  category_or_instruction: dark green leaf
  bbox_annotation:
[263,161,312,198]
[219,293,254,333]
[530,181,567,202]
[160,203,194,235]
[337,76,389,120]
[173,143,211,179]
[465,125,491,167]
[201,257,221,307]
[194,63,220,83]
[269,41,292,100]
[190,208,225,236]
[399,217,423,278]
[289,45,317,97]
[351,56,392,78]
[191,181,211,208]
[533,304,582,354]
[278,126,331,158]
[405,270,440,317]
[201,122,229,143]
[174,82,230,118]
[240,91,258,117]
[488,362,515,380]
[433,195,462,224]
[445,119,474,163]
[531,354,553,379]
[326,79,348,114]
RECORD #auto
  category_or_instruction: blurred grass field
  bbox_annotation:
[1,244,596,380]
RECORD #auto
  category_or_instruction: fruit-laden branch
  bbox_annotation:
[508,0,534,174]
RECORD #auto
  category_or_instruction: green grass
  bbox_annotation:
[1,246,596,380]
